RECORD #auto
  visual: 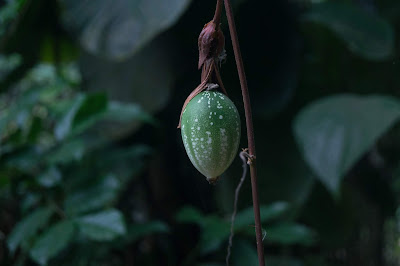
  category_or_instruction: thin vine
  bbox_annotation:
[223,0,266,264]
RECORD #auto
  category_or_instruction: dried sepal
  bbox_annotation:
[177,65,214,128]
[198,20,225,69]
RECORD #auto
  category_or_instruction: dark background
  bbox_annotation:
[0,0,400,265]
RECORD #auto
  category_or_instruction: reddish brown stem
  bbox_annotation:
[223,0,265,265]
[213,0,223,27]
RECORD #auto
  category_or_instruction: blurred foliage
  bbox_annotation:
[0,0,399,265]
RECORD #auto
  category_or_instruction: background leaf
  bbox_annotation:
[265,223,317,245]
[60,0,191,59]
[303,2,394,60]
[30,220,75,265]
[231,239,258,266]
[199,217,230,254]
[124,221,169,243]
[0,54,22,82]
[7,207,53,254]
[80,39,176,116]
[175,206,204,225]
[293,94,400,195]
[235,202,291,229]
[54,93,107,140]
[267,256,304,266]
[64,175,120,216]
[76,209,126,241]
[175,206,230,254]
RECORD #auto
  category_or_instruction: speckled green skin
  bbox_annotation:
[181,91,241,183]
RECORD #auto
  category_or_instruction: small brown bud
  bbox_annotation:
[198,20,225,69]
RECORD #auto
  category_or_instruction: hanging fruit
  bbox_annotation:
[181,89,240,184]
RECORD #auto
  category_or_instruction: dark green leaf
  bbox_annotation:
[0,87,44,139]
[7,207,53,254]
[0,0,27,38]
[72,93,108,128]
[303,2,394,60]
[235,202,291,229]
[294,94,400,195]
[93,144,152,182]
[76,209,126,241]
[126,221,169,243]
[30,220,75,265]
[54,94,85,140]
[267,256,303,266]
[65,175,120,215]
[3,147,41,173]
[266,223,317,246]
[60,0,191,59]
[200,217,230,254]
[106,101,157,125]
[80,39,176,117]
[26,116,43,143]
[0,54,22,81]
[97,102,157,139]
[37,166,62,188]
[54,93,108,140]
[175,206,204,225]
[21,193,40,213]
[231,240,258,266]
[45,138,87,164]
[97,144,152,167]
[175,206,230,254]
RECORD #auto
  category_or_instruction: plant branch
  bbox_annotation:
[223,0,265,265]
[226,150,249,265]
[213,0,223,27]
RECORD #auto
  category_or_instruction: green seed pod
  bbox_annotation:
[181,90,241,184]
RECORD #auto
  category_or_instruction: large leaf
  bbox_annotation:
[175,206,204,225]
[7,207,53,254]
[128,221,169,242]
[80,39,176,116]
[60,0,191,59]
[45,138,88,164]
[97,101,157,139]
[175,206,229,254]
[64,175,120,216]
[293,94,400,195]
[0,0,28,38]
[267,256,303,266]
[93,144,153,182]
[76,209,126,241]
[231,240,258,266]
[106,101,156,125]
[117,221,169,247]
[30,220,75,265]
[73,93,108,129]
[54,93,108,140]
[0,78,58,139]
[303,2,394,60]
[266,223,317,246]
[200,216,230,254]
[55,95,156,142]
[234,202,290,229]
[0,54,22,82]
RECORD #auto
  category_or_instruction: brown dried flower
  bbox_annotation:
[198,20,225,69]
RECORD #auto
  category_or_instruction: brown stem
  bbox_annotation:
[214,65,228,96]
[223,0,265,265]
[213,0,223,27]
